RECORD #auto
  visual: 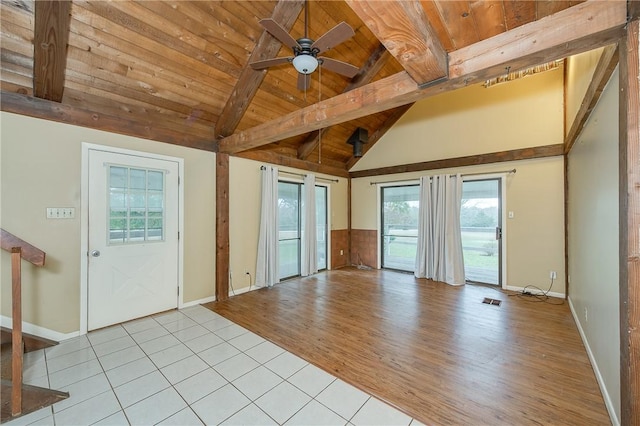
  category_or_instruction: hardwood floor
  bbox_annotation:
[205,268,610,425]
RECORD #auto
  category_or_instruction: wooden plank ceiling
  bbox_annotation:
[1,0,615,176]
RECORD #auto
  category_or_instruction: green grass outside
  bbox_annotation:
[383,231,498,269]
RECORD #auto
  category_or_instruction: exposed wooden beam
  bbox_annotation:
[235,150,350,178]
[345,43,391,92]
[215,0,304,139]
[33,0,71,102]
[297,129,326,160]
[0,91,216,152]
[297,44,390,160]
[449,1,625,81]
[565,44,619,154]
[345,0,447,85]
[619,18,640,426]
[349,144,564,178]
[220,71,419,154]
[629,1,640,21]
[219,1,626,155]
[346,104,413,170]
[215,153,230,302]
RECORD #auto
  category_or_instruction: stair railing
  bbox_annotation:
[0,229,46,416]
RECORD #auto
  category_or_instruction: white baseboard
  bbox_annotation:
[2,295,223,342]
[180,295,216,308]
[229,285,260,297]
[504,285,565,299]
[568,297,619,426]
[0,315,80,342]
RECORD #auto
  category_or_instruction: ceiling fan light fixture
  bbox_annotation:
[292,54,318,74]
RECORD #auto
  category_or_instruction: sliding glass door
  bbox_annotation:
[278,182,301,279]
[278,181,328,280]
[381,185,420,271]
[316,186,328,270]
[460,179,502,285]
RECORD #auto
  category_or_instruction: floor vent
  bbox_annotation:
[482,297,502,306]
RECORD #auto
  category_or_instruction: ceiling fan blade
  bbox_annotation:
[250,57,292,70]
[311,22,355,54]
[319,57,359,78]
[297,73,311,91]
[259,18,300,50]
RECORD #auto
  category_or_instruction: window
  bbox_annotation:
[278,181,328,280]
[381,185,419,271]
[108,166,165,244]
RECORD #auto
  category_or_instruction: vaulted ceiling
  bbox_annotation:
[0,1,627,177]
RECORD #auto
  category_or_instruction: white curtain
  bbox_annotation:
[301,174,318,276]
[256,166,279,287]
[415,174,465,285]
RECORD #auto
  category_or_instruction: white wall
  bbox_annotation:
[567,68,620,424]
[1,112,216,334]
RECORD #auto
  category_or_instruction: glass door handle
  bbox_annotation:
[495,227,502,240]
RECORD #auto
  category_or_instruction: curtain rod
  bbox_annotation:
[260,166,339,183]
[369,169,516,186]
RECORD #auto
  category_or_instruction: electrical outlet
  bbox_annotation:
[550,271,557,279]
[584,307,588,322]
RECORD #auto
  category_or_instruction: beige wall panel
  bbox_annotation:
[565,48,605,136]
[0,112,216,333]
[228,156,261,293]
[351,68,564,171]
[567,68,620,423]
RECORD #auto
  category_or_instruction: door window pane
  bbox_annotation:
[381,185,419,271]
[108,166,165,244]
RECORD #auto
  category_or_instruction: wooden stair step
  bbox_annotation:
[0,327,58,353]
[0,380,68,423]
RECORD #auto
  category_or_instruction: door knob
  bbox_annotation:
[91,250,101,257]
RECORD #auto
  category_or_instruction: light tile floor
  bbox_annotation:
[7,305,425,426]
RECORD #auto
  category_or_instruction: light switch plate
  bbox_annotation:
[47,208,75,219]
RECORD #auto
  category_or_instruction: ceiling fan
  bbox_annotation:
[250,1,360,91]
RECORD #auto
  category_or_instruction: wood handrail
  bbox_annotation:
[11,248,22,416]
[0,229,46,417]
[0,229,45,266]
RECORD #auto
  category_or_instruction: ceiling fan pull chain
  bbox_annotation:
[318,65,322,164]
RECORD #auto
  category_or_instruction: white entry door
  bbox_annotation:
[88,149,179,330]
